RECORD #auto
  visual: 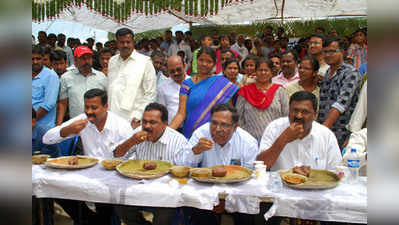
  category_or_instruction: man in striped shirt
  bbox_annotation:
[113,103,191,225]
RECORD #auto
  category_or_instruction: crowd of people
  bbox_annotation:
[32,25,367,225]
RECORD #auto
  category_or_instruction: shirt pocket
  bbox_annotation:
[32,83,44,100]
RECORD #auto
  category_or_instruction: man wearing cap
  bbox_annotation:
[56,45,108,126]
[107,28,157,129]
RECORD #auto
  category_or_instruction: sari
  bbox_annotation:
[180,75,239,138]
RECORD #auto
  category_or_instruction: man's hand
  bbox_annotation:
[131,118,141,129]
[60,119,88,137]
[282,122,305,143]
[192,138,213,155]
[113,131,148,157]
[212,199,225,214]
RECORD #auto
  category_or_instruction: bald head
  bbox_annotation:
[167,55,186,85]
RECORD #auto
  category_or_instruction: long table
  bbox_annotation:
[32,163,367,223]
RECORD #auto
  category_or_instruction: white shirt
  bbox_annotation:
[107,50,157,121]
[123,126,191,165]
[156,77,185,124]
[231,42,249,64]
[168,41,192,66]
[43,112,133,159]
[259,117,342,171]
[156,71,168,88]
[347,81,367,132]
[178,123,259,169]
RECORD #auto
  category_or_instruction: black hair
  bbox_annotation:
[47,33,57,39]
[165,30,172,34]
[241,54,259,69]
[268,53,281,60]
[185,31,192,36]
[86,38,94,42]
[96,42,103,46]
[177,50,185,59]
[32,44,44,55]
[200,34,212,41]
[300,55,320,72]
[289,91,318,112]
[353,28,367,36]
[84,89,108,106]
[315,26,325,33]
[220,49,234,57]
[32,108,36,119]
[175,31,183,35]
[58,33,66,39]
[197,46,217,65]
[210,103,239,124]
[99,47,112,56]
[50,50,67,62]
[219,34,232,44]
[281,49,299,62]
[309,33,326,46]
[43,46,53,56]
[255,57,274,71]
[144,103,168,123]
[222,58,240,71]
[325,37,345,49]
[150,50,165,59]
[115,28,134,39]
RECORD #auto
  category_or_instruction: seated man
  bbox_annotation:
[258,90,342,171]
[113,102,191,225]
[178,103,258,225]
[43,88,133,225]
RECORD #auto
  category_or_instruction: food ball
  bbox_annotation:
[143,162,157,170]
[212,166,227,177]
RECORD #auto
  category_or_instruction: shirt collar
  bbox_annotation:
[72,68,96,76]
[33,66,47,79]
[119,49,138,62]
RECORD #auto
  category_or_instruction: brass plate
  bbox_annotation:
[45,155,98,169]
[279,169,341,189]
[192,165,252,184]
[116,159,172,179]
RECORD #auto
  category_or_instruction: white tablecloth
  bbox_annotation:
[32,164,367,223]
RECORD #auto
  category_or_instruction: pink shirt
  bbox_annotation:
[272,72,300,87]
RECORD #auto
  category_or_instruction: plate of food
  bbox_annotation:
[279,165,341,189]
[45,155,98,169]
[32,154,50,164]
[116,159,173,179]
[101,159,124,170]
[191,165,252,184]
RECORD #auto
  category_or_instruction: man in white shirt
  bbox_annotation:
[150,50,168,87]
[180,103,258,169]
[107,28,157,129]
[231,34,249,65]
[258,91,342,171]
[43,89,130,225]
[179,103,258,225]
[43,88,133,158]
[307,33,330,78]
[168,31,192,66]
[157,55,186,125]
[113,103,190,225]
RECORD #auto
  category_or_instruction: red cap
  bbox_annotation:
[74,46,93,57]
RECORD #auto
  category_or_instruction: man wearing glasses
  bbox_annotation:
[307,33,330,79]
[317,37,362,148]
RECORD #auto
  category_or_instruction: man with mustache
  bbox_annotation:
[107,28,157,129]
[178,103,258,225]
[258,91,342,171]
[56,46,107,126]
[43,88,134,225]
[272,50,300,87]
[112,103,190,225]
[157,55,187,127]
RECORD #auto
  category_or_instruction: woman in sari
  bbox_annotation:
[236,57,289,142]
[169,47,240,138]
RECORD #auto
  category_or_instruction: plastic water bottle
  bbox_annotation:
[346,148,360,183]
[268,172,282,192]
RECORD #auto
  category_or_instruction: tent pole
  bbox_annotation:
[281,0,286,23]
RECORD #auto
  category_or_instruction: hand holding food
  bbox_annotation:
[283,122,305,143]
[69,119,89,134]
[143,162,157,170]
[193,138,214,154]
[212,166,227,177]
[132,131,148,144]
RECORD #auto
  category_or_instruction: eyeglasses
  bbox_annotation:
[210,120,233,130]
[168,67,183,74]
[323,49,341,54]
[309,41,321,45]
[291,108,313,115]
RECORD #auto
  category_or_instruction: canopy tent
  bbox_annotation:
[32,0,367,33]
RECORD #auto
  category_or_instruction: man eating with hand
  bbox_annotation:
[258,91,342,171]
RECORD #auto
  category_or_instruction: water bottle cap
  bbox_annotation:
[351,148,357,153]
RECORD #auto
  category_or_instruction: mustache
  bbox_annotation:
[293,118,304,124]
[86,113,96,118]
[143,128,152,133]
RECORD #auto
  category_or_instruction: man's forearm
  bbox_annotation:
[114,137,138,157]
[322,107,341,129]
[35,107,48,121]
[56,101,68,125]
[257,135,288,170]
